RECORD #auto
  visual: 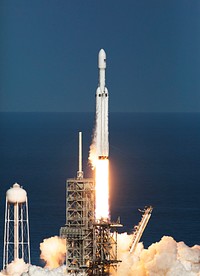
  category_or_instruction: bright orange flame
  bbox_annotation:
[95,159,109,220]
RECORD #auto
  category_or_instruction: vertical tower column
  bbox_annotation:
[14,202,19,259]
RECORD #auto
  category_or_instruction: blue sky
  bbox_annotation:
[1,0,200,112]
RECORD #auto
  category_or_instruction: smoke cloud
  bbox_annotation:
[0,258,29,276]
[40,236,66,269]
[88,134,97,169]
[0,235,199,275]
[88,141,97,168]
[23,265,87,276]
[116,235,200,276]
[23,265,68,275]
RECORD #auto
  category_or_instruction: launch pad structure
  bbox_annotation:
[60,132,122,275]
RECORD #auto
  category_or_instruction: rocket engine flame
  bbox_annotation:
[95,159,109,220]
[89,145,110,220]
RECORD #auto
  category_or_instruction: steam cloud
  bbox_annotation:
[0,259,29,276]
[116,235,200,276]
[88,106,98,169]
[40,236,66,269]
[88,140,98,169]
[88,135,97,169]
[0,235,199,275]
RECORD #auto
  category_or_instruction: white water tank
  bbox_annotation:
[6,183,27,203]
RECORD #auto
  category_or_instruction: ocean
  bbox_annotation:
[0,112,199,268]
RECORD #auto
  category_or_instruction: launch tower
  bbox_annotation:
[60,132,95,274]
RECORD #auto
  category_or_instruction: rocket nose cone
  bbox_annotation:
[98,49,106,69]
[99,49,106,57]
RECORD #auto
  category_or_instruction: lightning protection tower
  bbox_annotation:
[3,183,31,269]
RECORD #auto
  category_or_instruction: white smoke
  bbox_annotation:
[0,260,86,276]
[88,106,98,169]
[40,236,66,269]
[23,265,67,276]
[0,259,29,276]
[23,266,87,276]
[1,236,199,275]
[88,139,97,169]
[116,235,200,276]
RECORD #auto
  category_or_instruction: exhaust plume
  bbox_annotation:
[40,236,66,269]
[22,265,68,275]
[116,235,200,276]
[0,259,29,276]
[0,236,199,275]
[88,134,97,169]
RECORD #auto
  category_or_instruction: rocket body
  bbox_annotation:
[96,49,109,159]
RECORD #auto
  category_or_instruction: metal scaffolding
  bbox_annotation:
[60,177,95,274]
[91,219,122,276]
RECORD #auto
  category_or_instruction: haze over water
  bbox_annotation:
[0,112,199,268]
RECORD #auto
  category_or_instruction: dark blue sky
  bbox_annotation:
[1,0,200,112]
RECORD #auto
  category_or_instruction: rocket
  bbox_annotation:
[96,49,109,159]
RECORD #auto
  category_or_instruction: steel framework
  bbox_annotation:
[91,219,122,276]
[60,177,95,274]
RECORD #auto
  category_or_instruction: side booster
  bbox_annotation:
[96,49,109,159]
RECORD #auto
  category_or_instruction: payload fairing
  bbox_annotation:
[96,49,109,159]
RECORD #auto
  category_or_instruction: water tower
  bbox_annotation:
[3,183,31,269]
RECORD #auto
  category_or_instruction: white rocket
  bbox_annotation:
[96,49,109,159]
